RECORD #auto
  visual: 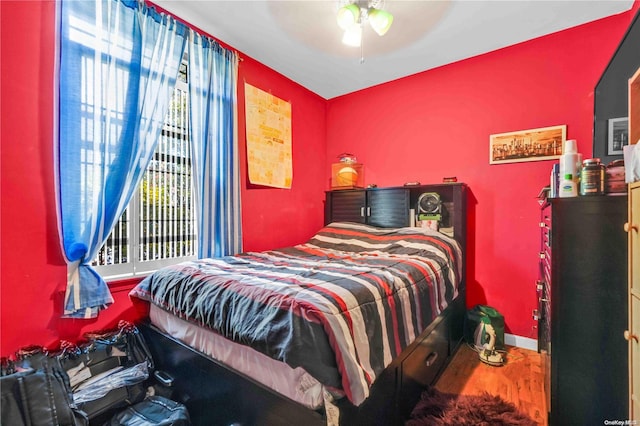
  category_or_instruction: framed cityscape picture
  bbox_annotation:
[490,125,566,164]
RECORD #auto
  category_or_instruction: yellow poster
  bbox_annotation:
[244,83,292,189]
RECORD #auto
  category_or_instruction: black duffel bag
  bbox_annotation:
[58,321,154,420]
[1,348,88,426]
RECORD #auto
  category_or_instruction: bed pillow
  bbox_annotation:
[305,221,461,260]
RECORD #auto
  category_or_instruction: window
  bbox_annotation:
[92,63,197,279]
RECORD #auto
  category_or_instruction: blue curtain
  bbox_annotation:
[56,0,187,318]
[188,30,242,258]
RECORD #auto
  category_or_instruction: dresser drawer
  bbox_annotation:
[400,315,449,389]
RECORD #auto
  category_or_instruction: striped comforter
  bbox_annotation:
[130,222,462,405]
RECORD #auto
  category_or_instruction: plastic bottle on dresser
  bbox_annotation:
[550,163,559,197]
[558,139,580,198]
[559,173,578,197]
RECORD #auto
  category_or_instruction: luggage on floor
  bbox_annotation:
[106,395,191,425]
[1,348,88,426]
[0,321,182,425]
[58,321,154,420]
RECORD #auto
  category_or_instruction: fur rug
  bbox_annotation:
[406,388,538,426]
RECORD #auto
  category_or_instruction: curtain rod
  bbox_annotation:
[143,0,243,62]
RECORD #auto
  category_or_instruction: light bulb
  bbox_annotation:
[342,24,362,47]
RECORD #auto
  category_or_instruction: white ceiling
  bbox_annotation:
[155,0,634,99]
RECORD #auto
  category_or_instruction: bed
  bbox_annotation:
[130,184,467,426]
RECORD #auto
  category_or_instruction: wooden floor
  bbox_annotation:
[435,344,548,425]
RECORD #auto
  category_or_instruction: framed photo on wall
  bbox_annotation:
[607,117,628,155]
[489,125,566,165]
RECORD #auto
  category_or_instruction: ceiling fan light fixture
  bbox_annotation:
[368,7,393,36]
[337,3,360,30]
[342,23,362,47]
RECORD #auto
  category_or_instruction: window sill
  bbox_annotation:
[107,276,147,293]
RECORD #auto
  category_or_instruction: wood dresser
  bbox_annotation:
[626,181,640,421]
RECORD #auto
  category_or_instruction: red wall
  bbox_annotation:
[0,1,326,357]
[326,10,636,338]
[237,57,328,252]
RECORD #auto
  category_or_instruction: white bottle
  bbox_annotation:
[559,139,580,186]
[559,173,578,197]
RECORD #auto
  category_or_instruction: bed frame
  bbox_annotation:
[138,183,468,426]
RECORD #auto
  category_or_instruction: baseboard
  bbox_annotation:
[505,333,538,351]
